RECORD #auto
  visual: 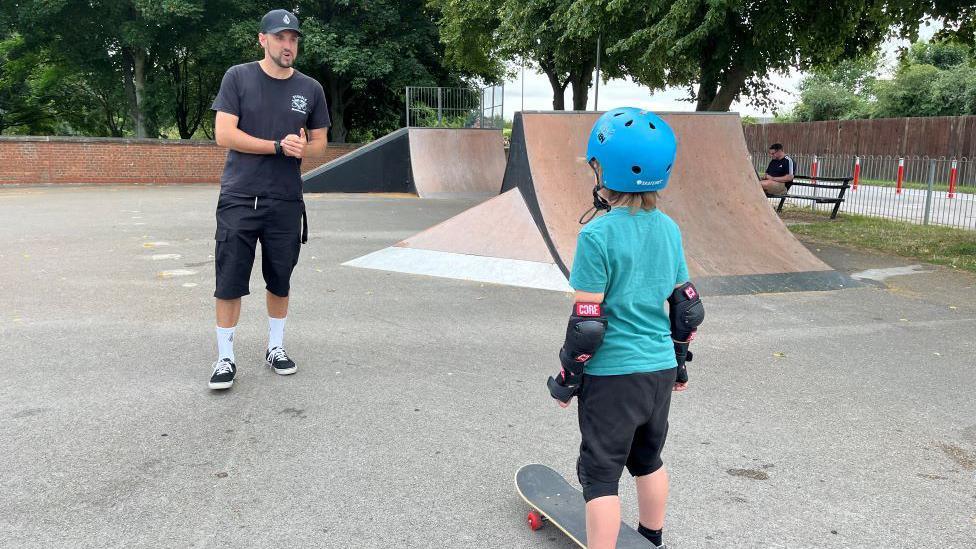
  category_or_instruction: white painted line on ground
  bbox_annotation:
[159,269,197,278]
[343,247,573,292]
[851,265,933,282]
[147,254,181,261]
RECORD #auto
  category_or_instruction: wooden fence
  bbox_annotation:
[743,116,976,158]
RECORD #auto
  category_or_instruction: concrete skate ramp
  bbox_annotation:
[346,187,572,292]
[396,188,553,262]
[303,128,504,198]
[346,111,855,295]
[409,129,507,198]
[504,111,834,276]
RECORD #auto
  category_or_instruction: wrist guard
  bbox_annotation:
[548,302,607,402]
[674,340,693,383]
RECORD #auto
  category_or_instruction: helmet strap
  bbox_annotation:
[579,184,611,225]
[592,184,611,212]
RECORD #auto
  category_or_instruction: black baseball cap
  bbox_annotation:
[261,9,301,36]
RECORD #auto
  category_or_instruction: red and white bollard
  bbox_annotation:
[811,155,819,184]
[948,159,958,199]
[895,157,905,195]
[852,156,861,191]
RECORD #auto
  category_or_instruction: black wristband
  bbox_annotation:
[273,140,282,156]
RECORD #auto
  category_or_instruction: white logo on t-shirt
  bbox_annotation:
[291,95,308,114]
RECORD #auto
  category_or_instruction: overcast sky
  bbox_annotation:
[500,21,941,119]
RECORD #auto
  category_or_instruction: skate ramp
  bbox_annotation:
[303,128,504,198]
[396,188,553,262]
[347,188,571,291]
[346,112,856,295]
[409,129,507,198]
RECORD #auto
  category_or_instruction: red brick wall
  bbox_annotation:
[0,136,360,185]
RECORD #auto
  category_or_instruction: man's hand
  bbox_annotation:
[556,396,572,408]
[673,381,688,392]
[280,128,307,158]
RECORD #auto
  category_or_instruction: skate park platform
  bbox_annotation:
[302,127,506,199]
[345,112,857,296]
[2,184,975,548]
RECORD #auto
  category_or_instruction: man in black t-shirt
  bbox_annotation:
[207,9,331,390]
[760,143,794,196]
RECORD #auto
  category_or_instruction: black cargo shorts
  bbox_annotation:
[214,194,307,300]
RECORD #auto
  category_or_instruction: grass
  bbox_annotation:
[780,207,976,274]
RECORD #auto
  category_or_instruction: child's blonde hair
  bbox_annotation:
[605,190,658,212]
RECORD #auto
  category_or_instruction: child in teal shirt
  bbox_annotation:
[547,108,705,549]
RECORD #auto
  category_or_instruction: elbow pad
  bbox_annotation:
[668,282,704,342]
[548,303,607,402]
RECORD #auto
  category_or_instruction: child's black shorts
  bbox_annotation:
[213,194,306,300]
[576,368,676,502]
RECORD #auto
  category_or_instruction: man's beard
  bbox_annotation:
[271,50,294,68]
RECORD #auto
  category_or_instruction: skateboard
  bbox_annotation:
[515,463,654,548]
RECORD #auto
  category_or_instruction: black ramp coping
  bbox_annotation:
[515,464,653,548]
[501,113,569,275]
[302,127,414,193]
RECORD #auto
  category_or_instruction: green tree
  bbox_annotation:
[0,35,48,134]
[33,59,131,136]
[566,0,922,112]
[4,0,210,137]
[790,57,878,121]
[932,64,976,114]
[789,39,976,120]
[874,40,976,117]
[904,39,969,69]
[932,1,976,45]
[297,0,463,142]
[0,30,129,136]
[155,1,267,138]
[429,0,602,110]
[874,64,944,117]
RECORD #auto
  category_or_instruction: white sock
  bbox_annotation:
[268,316,286,351]
[216,326,236,362]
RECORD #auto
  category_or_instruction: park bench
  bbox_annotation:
[764,175,852,219]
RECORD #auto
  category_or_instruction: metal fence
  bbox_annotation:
[405,85,504,129]
[751,153,976,230]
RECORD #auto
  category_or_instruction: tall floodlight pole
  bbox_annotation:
[594,34,601,111]
[521,57,525,112]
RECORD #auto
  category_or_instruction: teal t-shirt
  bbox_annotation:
[568,207,689,376]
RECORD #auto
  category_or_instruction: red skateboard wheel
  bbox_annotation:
[527,510,544,531]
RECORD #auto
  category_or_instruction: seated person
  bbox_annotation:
[760,143,794,195]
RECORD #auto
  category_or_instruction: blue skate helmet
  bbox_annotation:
[586,107,677,193]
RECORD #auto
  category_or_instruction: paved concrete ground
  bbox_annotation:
[1,185,975,549]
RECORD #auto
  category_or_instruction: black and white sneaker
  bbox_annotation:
[209,358,236,390]
[266,347,297,375]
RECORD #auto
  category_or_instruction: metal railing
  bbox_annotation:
[751,152,976,230]
[405,85,504,129]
